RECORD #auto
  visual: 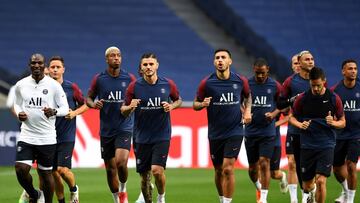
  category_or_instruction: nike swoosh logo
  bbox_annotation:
[323,100,329,103]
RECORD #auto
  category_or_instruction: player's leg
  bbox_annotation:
[114,133,131,203]
[37,144,57,203]
[270,146,288,194]
[136,142,153,203]
[221,135,242,203]
[55,142,78,203]
[15,142,43,201]
[333,140,348,203]
[300,148,317,203]
[140,171,153,203]
[344,139,360,203]
[209,138,225,202]
[286,133,298,202]
[151,141,170,203]
[314,175,327,203]
[101,136,120,203]
[258,136,275,203]
[245,136,261,202]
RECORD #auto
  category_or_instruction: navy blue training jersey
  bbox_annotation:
[125,77,180,144]
[56,80,85,143]
[196,71,250,140]
[246,77,282,137]
[88,70,136,137]
[293,89,344,149]
[331,80,360,140]
[282,73,310,135]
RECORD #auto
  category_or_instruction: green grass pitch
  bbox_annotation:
[0,167,359,202]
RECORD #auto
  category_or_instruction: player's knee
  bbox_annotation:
[151,167,164,177]
[347,161,357,175]
[259,157,269,170]
[288,160,296,171]
[15,163,29,176]
[57,166,69,176]
[316,176,326,187]
[222,165,234,176]
[270,171,276,179]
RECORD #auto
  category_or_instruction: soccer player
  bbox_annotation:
[283,50,315,203]
[193,49,252,203]
[291,67,345,203]
[14,53,69,203]
[48,56,88,203]
[291,54,301,73]
[121,53,182,203]
[331,59,359,203]
[245,58,283,203]
[87,46,136,203]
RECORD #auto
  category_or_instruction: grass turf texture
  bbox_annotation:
[0,167,359,202]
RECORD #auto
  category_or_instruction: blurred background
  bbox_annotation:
[1,0,360,166]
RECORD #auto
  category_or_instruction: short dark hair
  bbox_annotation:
[253,58,268,67]
[214,49,232,58]
[341,59,357,69]
[309,67,326,80]
[140,53,158,61]
[49,56,64,66]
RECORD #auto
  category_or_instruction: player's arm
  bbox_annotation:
[86,74,104,109]
[13,84,27,121]
[66,84,89,119]
[121,99,141,117]
[162,97,182,112]
[242,93,252,124]
[49,83,69,117]
[326,95,346,129]
[265,108,280,122]
[193,97,211,111]
[66,104,89,120]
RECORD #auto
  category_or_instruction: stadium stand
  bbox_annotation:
[0,0,214,101]
[194,0,360,85]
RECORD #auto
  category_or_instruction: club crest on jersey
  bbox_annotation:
[356,92,360,98]
[161,88,166,94]
[267,89,272,94]
[43,89,48,95]
[121,82,127,87]
[233,84,238,89]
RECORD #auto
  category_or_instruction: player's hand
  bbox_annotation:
[18,111,28,121]
[201,97,212,108]
[162,101,173,112]
[94,99,104,109]
[65,109,76,120]
[129,99,141,109]
[43,107,56,118]
[325,111,334,126]
[243,112,252,124]
[300,120,311,130]
[264,112,276,121]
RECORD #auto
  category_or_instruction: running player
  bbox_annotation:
[14,53,69,203]
[331,59,359,203]
[121,53,182,203]
[193,49,252,203]
[87,46,136,203]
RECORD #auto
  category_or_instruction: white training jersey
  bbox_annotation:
[14,75,69,145]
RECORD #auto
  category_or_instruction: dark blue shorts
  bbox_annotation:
[270,146,282,171]
[286,133,301,155]
[100,132,132,160]
[245,136,275,164]
[300,148,334,181]
[135,141,170,173]
[209,136,243,167]
[333,138,360,166]
[16,141,56,169]
[53,142,75,170]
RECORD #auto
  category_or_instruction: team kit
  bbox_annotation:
[12,48,359,203]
